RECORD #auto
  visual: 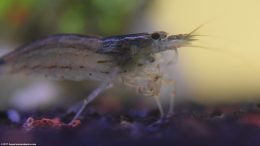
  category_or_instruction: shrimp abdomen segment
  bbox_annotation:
[2,34,116,81]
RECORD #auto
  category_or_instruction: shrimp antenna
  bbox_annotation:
[184,44,234,56]
[188,19,217,37]
[185,44,219,51]
[188,23,206,36]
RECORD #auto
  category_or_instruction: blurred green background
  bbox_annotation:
[0,0,151,41]
[0,0,156,111]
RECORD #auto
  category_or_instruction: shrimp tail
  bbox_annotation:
[0,59,5,65]
[0,58,7,75]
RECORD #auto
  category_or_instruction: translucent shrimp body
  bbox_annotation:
[0,28,199,122]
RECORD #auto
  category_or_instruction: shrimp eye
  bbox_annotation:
[151,32,160,40]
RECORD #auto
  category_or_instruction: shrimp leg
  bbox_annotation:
[167,79,176,116]
[69,67,119,124]
[153,95,164,117]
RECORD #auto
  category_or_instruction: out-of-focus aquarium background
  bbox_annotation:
[0,0,260,112]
